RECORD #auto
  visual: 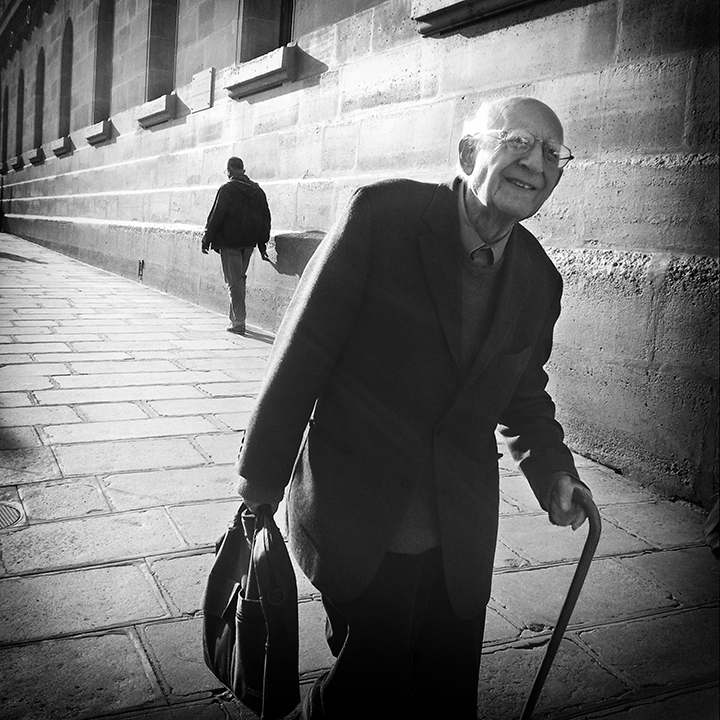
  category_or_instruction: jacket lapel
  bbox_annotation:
[462,224,532,386]
[418,180,463,367]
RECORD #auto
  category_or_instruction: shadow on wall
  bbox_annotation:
[271,230,325,277]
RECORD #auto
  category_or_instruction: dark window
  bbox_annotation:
[34,49,45,148]
[1,87,8,165]
[239,0,294,62]
[147,0,178,101]
[15,70,24,158]
[93,0,115,122]
[59,19,73,138]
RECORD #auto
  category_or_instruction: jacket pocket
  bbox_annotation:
[308,420,353,457]
[496,346,532,369]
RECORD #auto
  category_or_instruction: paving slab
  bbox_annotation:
[491,558,678,629]
[44,416,220,444]
[0,632,162,720]
[0,425,42,449]
[0,446,62,485]
[479,638,630,720]
[34,384,209,405]
[0,508,189,573]
[579,608,720,688]
[167,499,242,546]
[102,465,237,510]
[19,478,111,520]
[0,563,169,643]
[148,552,216,614]
[53,437,208,475]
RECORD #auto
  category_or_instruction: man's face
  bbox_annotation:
[461,100,565,224]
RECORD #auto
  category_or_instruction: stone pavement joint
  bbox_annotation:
[0,233,718,720]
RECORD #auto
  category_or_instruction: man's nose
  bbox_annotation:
[518,142,545,172]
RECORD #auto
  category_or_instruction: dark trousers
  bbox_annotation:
[303,548,486,720]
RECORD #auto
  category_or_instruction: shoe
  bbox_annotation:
[227,325,246,335]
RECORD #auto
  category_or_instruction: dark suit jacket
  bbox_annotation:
[237,177,579,619]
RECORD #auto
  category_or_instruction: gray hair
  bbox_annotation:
[461,96,537,138]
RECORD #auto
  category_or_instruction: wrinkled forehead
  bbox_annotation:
[495,100,564,143]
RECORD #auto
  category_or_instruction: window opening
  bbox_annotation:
[59,19,73,138]
[93,0,115,122]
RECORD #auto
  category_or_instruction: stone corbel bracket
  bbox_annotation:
[225,43,298,100]
[10,155,25,171]
[412,0,540,37]
[29,147,45,165]
[52,135,73,157]
[137,94,177,129]
[86,119,113,146]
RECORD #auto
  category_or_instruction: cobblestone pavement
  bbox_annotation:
[0,233,717,720]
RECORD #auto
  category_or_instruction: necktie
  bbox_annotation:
[470,247,493,266]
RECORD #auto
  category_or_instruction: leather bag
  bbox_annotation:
[202,504,301,719]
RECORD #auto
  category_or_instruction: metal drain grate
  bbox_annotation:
[0,503,22,529]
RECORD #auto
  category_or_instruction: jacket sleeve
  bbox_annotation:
[202,187,227,247]
[256,190,271,255]
[497,276,580,510]
[237,188,372,502]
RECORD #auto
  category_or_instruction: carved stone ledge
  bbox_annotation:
[52,135,73,157]
[225,43,298,100]
[137,94,176,128]
[10,155,24,171]
[412,0,540,37]
[86,119,112,146]
[29,147,45,165]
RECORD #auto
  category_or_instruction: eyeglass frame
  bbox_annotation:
[476,128,574,169]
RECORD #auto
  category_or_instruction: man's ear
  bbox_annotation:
[458,136,477,175]
[552,167,564,190]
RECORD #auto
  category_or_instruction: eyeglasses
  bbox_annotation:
[480,129,574,169]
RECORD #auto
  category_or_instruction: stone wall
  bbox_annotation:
[1,0,718,506]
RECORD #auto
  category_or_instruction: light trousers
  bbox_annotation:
[219,246,254,329]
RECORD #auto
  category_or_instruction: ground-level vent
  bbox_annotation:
[0,503,22,529]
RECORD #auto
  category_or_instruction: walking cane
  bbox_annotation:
[520,488,602,720]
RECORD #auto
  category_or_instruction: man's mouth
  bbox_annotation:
[505,177,537,191]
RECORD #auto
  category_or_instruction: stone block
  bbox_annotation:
[0,632,160,720]
[621,546,720,606]
[34,384,207,405]
[142,617,222,697]
[0,564,168,644]
[53,437,208,476]
[596,687,719,720]
[438,1,617,95]
[653,255,719,373]
[579,608,719,687]
[483,606,521,644]
[1,508,188,573]
[168,499,242,546]
[103,465,237,511]
[53,369,234,389]
[0,447,62,486]
[549,351,714,499]
[479,638,629,719]
[321,120,361,173]
[20,478,110,520]
[600,500,706,549]
[498,511,651,564]
[616,0,719,62]
[340,44,429,115]
[78,402,149,422]
[492,558,677,630]
[357,100,455,172]
[550,248,654,360]
[148,552,215,614]
[688,49,719,153]
[0,426,42,449]
[43,415,219,445]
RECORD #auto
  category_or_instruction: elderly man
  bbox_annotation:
[237,97,591,719]
[201,157,271,334]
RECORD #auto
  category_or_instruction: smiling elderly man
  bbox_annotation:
[237,96,592,719]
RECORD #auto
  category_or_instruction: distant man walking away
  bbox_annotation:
[201,157,271,335]
[237,97,592,719]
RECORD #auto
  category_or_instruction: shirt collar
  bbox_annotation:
[457,183,512,264]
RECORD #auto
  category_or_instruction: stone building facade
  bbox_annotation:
[1,0,718,507]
